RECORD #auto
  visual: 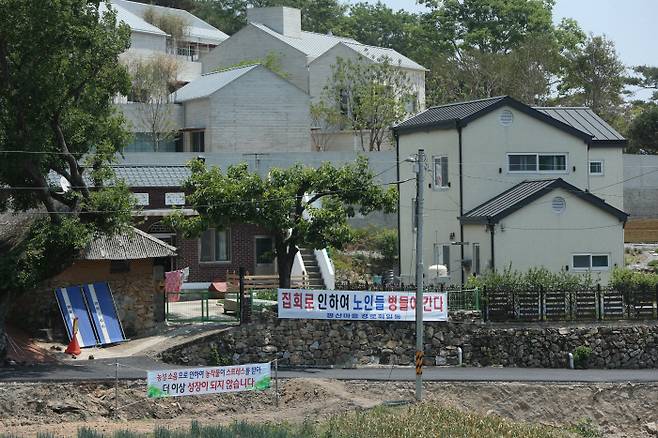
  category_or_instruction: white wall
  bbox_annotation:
[206,67,311,152]
[588,147,624,210]
[130,31,167,53]
[201,25,310,92]
[490,187,625,285]
[117,102,184,132]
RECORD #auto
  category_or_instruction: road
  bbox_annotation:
[1,356,657,383]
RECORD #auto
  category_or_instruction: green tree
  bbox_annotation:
[317,55,415,151]
[557,35,626,119]
[626,65,658,101]
[0,0,135,359]
[627,104,658,153]
[167,157,397,288]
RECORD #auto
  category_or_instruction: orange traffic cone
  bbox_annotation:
[65,317,81,357]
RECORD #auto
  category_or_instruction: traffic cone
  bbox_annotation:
[65,317,81,357]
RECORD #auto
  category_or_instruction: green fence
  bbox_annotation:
[447,288,480,311]
[165,290,242,323]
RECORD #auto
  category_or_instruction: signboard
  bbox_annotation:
[165,192,186,206]
[147,363,271,398]
[278,289,448,321]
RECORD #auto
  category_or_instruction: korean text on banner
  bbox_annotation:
[147,363,271,398]
[278,290,448,321]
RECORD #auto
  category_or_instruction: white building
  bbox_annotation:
[201,6,427,151]
[394,96,628,286]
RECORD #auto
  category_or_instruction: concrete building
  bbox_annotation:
[394,96,628,286]
[201,6,427,151]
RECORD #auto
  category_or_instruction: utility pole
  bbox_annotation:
[414,149,425,401]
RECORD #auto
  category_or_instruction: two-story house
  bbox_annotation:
[201,6,427,151]
[394,96,628,285]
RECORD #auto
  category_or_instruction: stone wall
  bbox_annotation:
[9,259,161,339]
[162,310,658,369]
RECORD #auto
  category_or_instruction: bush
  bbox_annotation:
[466,265,594,292]
[208,345,232,367]
[610,267,658,290]
[573,346,592,369]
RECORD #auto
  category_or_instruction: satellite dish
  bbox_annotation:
[60,176,71,193]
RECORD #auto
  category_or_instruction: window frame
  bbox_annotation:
[199,228,231,264]
[507,153,568,174]
[191,130,205,153]
[572,253,610,271]
[432,155,449,190]
[589,160,604,176]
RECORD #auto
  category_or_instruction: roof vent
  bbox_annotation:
[499,110,514,127]
[552,196,566,214]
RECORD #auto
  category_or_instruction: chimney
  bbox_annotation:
[247,6,302,38]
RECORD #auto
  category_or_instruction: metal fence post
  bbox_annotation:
[539,286,545,321]
[596,284,602,321]
[239,267,245,325]
[482,286,488,322]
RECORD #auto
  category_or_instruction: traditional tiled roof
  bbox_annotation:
[111,165,191,187]
[534,107,626,146]
[172,65,260,102]
[81,227,176,260]
[460,178,628,224]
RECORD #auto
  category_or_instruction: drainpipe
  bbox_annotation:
[458,123,465,285]
[488,222,495,271]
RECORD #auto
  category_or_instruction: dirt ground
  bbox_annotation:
[0,379,656,437]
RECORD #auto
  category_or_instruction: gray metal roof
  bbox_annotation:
[112,165,191,187]
[249,22,425,70]
[81,227,176,260]
[172,65,259,102]
[101,2,166,36]
[534,107,626,144]
[111,0,229,44]
[461,178,628,224]
[395,96,508,130]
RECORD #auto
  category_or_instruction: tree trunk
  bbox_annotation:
[278,253,293,289]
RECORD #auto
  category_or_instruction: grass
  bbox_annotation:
[3,404,582,438]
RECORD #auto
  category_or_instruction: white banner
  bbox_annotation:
[278,289,448,321]
[147,363,271,398]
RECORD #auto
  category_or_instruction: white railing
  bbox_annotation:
[302,194,336,290]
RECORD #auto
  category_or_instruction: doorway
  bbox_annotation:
[254,236,276,275]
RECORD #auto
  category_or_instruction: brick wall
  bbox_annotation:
[177,223,267,282]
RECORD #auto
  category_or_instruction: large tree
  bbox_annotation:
[167,157,397,288]
[0,0,135,359]
[315,55,415,151]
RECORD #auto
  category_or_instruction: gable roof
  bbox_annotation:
[460,178,628,224]
[249,22,425,70]
[109,0,228,44]
[82,227,177,260]
[534,107,626,146]
[101,1,166,36]
[393,96,592,142]
[172,64,260,102]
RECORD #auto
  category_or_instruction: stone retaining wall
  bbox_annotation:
[162,310,658,369]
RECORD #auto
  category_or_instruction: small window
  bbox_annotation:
[405,93,418,114]
[591,255,609,269]
[573,255,590,269]
[433,156,449,189]
[589,160,604,175]
[572,254,610,271]
[191,131,205,153]
[339,89,349,116]
[551,196,566,214]
[539,154,566,172]
[508,154,537,172]
[200,228,230,262]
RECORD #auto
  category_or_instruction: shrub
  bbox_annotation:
[610,267,658,290]
[208,345,232,366]
[573,346,592,369]
[467,265,594,292]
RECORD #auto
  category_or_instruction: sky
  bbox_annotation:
[347,0,658,68]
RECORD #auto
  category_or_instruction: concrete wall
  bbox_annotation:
[130,31,167,53]
[201,25,310,92]
[246,7,302,38]
[206,67,311,152]
[589,147,624,210]
[117,102,184,132]
[623,154,658,218]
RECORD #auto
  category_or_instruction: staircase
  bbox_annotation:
[299,248,326,289]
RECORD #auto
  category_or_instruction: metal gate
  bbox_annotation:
[165,290,241,323]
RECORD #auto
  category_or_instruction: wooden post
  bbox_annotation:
[239,267,245,325]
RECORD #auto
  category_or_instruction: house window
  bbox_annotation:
[405,93,418,114]
[191,131,205,153]
[508,153,567,173]
[339,89,349,116]
[572,254,609,271]
[473,243,481,275]
[433,156,449,189]
[200,228,230,262]
[589,160,604,175]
